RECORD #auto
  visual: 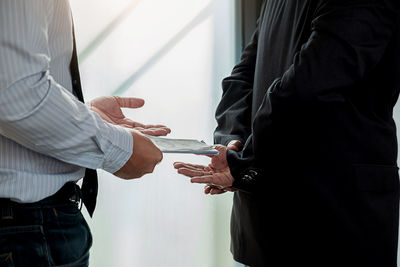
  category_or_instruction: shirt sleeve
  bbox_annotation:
[0,0,133,174]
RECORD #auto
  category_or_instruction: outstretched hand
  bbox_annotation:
[174,145,235,194]
[197,140,242,195]
[91,96,171,136]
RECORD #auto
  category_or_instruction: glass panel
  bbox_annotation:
[71,0,135,49]
[396,103,400,167]
[69,0,236,266]
[396,103,400,265]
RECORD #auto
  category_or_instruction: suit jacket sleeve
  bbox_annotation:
[227,0,400,192]
[214,21,260,146]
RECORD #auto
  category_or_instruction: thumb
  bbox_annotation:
[227,140,243,151]
[114,96,145,109]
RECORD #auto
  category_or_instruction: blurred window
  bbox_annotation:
[70,0,236,266]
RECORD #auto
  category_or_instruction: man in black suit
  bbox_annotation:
[175,0,400,266]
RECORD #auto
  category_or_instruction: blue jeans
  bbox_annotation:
[0,184,92,267]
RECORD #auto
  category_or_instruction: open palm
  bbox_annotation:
[174,145,235,191]
[91,96,170,136]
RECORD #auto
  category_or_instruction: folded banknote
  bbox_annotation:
[145,135,218,155]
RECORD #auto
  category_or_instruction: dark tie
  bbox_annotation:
[70,27,98,217]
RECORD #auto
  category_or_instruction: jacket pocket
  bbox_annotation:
[353,164,399,192]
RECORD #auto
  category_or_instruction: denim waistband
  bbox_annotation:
[0,182,82,224]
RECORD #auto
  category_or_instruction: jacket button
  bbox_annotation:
[243,174,253,182]
[250,170,258,177]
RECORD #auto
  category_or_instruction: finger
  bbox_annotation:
[173,162,208,170]
[155,126,171,133]
[195,153,216,158]
[121,119,170,131]
[214,145,226,151]
[120,124,135,128]
[205,183,227,194]
[148,127,171,135]
[227,145,239,151]
[204,185,212,194]
[210,188,226,195]
[135,128,171,136]
[122,118,145,128]
[175,162,209,170]
[177,168,212,178]
[190,175,214,184]
[114,96,145,109]
[139,129,169,136]
[142,124,170,129]
[177,164,206,172]
[134,126,171,132]
[173,162,189,169]
[227,140,243,151]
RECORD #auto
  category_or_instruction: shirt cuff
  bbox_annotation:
[98,122,133,174]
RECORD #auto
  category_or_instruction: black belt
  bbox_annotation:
[0,182,82,208]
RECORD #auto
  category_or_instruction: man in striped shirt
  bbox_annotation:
[0,1,170,266]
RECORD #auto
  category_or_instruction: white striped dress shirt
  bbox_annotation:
[0,0,133,202]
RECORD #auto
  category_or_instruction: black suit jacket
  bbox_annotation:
[214,0,400,266]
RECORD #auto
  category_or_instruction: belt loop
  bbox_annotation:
[1,205,14,220]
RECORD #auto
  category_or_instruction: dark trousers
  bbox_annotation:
[0,183,92,267]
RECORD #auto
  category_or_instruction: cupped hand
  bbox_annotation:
[174,145,235,191]
[91,96,171,136]
[200,141,241,194]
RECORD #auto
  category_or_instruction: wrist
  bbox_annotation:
[100,123,134,173]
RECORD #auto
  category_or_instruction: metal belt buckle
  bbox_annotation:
[69,185,83,211]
